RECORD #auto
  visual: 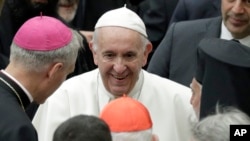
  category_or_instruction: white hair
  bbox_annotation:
[191,105,250,141]
[111,129,153,141]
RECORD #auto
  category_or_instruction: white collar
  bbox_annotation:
[1,70,33,102]
[220,22,250,47]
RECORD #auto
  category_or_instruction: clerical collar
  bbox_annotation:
[97,70,144,112]
[1,70,33,102]
[220,22,250,47]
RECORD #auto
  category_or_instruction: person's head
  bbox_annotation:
[57,0,78,23]
[6,16,82,104]
[89,7,152,97]
[222,0,250,39]
[190,78,202,118]
[100,95,157,141]
[191,105,250,141]
[53,115,112,141]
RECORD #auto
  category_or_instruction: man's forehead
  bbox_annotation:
[98,28,146,41]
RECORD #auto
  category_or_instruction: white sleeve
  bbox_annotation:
[172,90,194,141]
[32,88,71,141]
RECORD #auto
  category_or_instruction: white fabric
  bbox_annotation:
[32,69,193,141]
[95,7,147,37]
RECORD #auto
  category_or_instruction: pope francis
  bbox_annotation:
[32,6,194,141]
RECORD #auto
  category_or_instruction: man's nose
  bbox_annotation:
[232,1,245,14]
[113,58,127,73]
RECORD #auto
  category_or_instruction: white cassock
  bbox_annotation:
[32,69,194,141]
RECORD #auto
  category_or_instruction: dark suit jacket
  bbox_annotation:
[140,0,179,49]
[169,0,221,25]
[0,71,38,141]
[147,17,221,86]
[196,38,250,119]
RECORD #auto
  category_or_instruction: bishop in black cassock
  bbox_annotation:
[0,71,37,140]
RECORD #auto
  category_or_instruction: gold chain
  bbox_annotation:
[0,78,25,111]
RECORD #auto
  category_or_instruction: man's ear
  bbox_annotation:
[89,41,98,65]
[47,63,63,79]
[89,41,94,53]
[143,42,153,66]
[152,134,159,141]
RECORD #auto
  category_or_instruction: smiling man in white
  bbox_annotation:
[32,6,194,141]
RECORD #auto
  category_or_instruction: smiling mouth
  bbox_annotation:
[113,75,127,80]
[229,15,247,25]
